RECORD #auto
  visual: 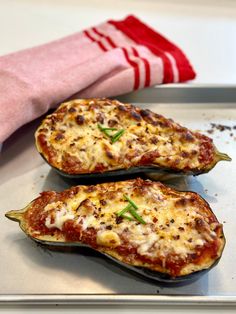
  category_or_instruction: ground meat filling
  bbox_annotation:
[35,99,217,174]
[23,179,224,277]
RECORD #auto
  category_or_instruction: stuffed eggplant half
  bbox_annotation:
[5,178,225,283]
[35,98,230,179]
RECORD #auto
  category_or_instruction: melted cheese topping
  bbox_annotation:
[27,179,224,276]
[45,206,74,230]
[35,99,216,174]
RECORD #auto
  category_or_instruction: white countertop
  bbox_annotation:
[1,0,236,313]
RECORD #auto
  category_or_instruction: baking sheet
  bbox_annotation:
[0,94,236,305]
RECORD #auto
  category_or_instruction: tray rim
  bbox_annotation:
[117,83,236,103]
[2,85,236,306]
[1,294,236,306]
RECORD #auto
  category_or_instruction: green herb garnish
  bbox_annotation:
[121,214,134,221]
[128,207,146,224]
[111,129,125,143]
[117,195,146,224]
[123,194,138,209]
[117,203,132,217]
[97,123,125,144]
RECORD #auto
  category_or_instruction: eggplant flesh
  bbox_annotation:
[5,209,223,284]
[47,159,197,181]
[5,179,225,284]
[39,148,198,183]
[31,237,220,284]
[35,98,231,179]
[40,145,231,182]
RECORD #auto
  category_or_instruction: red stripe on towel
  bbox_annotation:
[91,27,141,90]
[132,47,151,87]
[109,15,196,83]
[84,30,107,52]
[92,27,117,49]
[122,47,140,90]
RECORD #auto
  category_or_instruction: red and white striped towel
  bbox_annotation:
[0,15,196,143]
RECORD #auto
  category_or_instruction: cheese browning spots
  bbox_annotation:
[35,99,219,175]
[22,179,224,277]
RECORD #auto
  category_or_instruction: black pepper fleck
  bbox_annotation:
[76,115,85,125]
[100,200,107,206]
[68,107,76,113]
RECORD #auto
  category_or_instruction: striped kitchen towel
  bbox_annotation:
[0,15,196,143]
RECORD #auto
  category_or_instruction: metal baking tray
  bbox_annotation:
[0,85,236,305]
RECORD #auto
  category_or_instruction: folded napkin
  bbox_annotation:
[0,15,196,143]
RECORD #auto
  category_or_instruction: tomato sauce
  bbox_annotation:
[24,186,222,277]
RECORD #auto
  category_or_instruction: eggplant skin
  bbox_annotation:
[35,98,231,176]
[5,178,225,281]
